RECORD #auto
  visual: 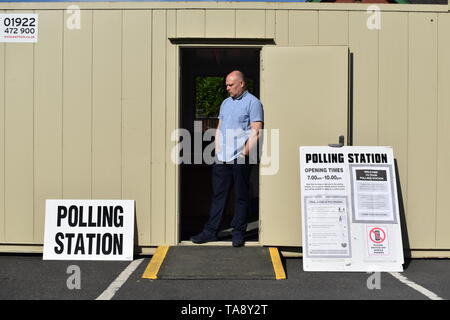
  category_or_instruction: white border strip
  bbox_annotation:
[96,258,145,300]
[389,272,444,300]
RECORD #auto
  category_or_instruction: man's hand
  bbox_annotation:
[243,121,263,156]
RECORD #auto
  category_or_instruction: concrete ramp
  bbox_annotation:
[142,246,286,280]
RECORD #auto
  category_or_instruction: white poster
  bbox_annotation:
[304,196,351,258]
[300,146,404,272]
[350,165,397,223]
[0,14,38,43]
[43,200,135,261]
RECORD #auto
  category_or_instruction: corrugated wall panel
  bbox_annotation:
[275,10,288,46]
[236,10,266,38]
[92,10,123,199]
[151,10,166,244]
[378,12,409,211]
[349,11,379,146]
[33,10,63,243]
[205,9,235,38]
[177,9,205,38]
[318,10,348,45]
[265,10,275,39]
[0,13,4,243]
[122,9,152,245]
[407,12,438,249]
[4,11,35,243]
[436,13,450,249]
[166,9,177,245]
[288,10,318,46]
[62,10,93,199]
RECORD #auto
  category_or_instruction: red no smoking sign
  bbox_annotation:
[369,227,386,244]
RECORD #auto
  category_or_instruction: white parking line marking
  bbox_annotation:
[96,258,145,300]
[389,272,444,300]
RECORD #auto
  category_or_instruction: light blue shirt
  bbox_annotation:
[217,91,264,162]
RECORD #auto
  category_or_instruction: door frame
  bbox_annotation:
[175,44,265,245]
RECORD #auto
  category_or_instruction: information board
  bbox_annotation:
[300,146,404,272]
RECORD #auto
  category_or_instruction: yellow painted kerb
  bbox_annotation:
[142,245,170,279]
[269,247,286,280]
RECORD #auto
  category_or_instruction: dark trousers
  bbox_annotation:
[204,160,253,238]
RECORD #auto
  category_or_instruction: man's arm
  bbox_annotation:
[242,121,263,156]
[215,120,222,153]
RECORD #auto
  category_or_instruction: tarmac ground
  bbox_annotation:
[1,253,449,303]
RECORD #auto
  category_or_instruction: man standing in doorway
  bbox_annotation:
[191,70,264,247]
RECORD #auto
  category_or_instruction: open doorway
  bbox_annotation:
[179,47,261,243]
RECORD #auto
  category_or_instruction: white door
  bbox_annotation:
[260,46,349,246]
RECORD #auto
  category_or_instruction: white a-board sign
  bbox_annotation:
[43,200,135,261]
[299,146,404,272]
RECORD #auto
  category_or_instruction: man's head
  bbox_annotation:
[225,70,246,99]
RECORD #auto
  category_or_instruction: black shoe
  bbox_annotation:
[232,236,245,248]
[190,231,217,244]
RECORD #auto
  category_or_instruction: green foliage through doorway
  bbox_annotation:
[195,76,255,119]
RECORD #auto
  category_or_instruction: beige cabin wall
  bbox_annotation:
[0,3,449,253]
